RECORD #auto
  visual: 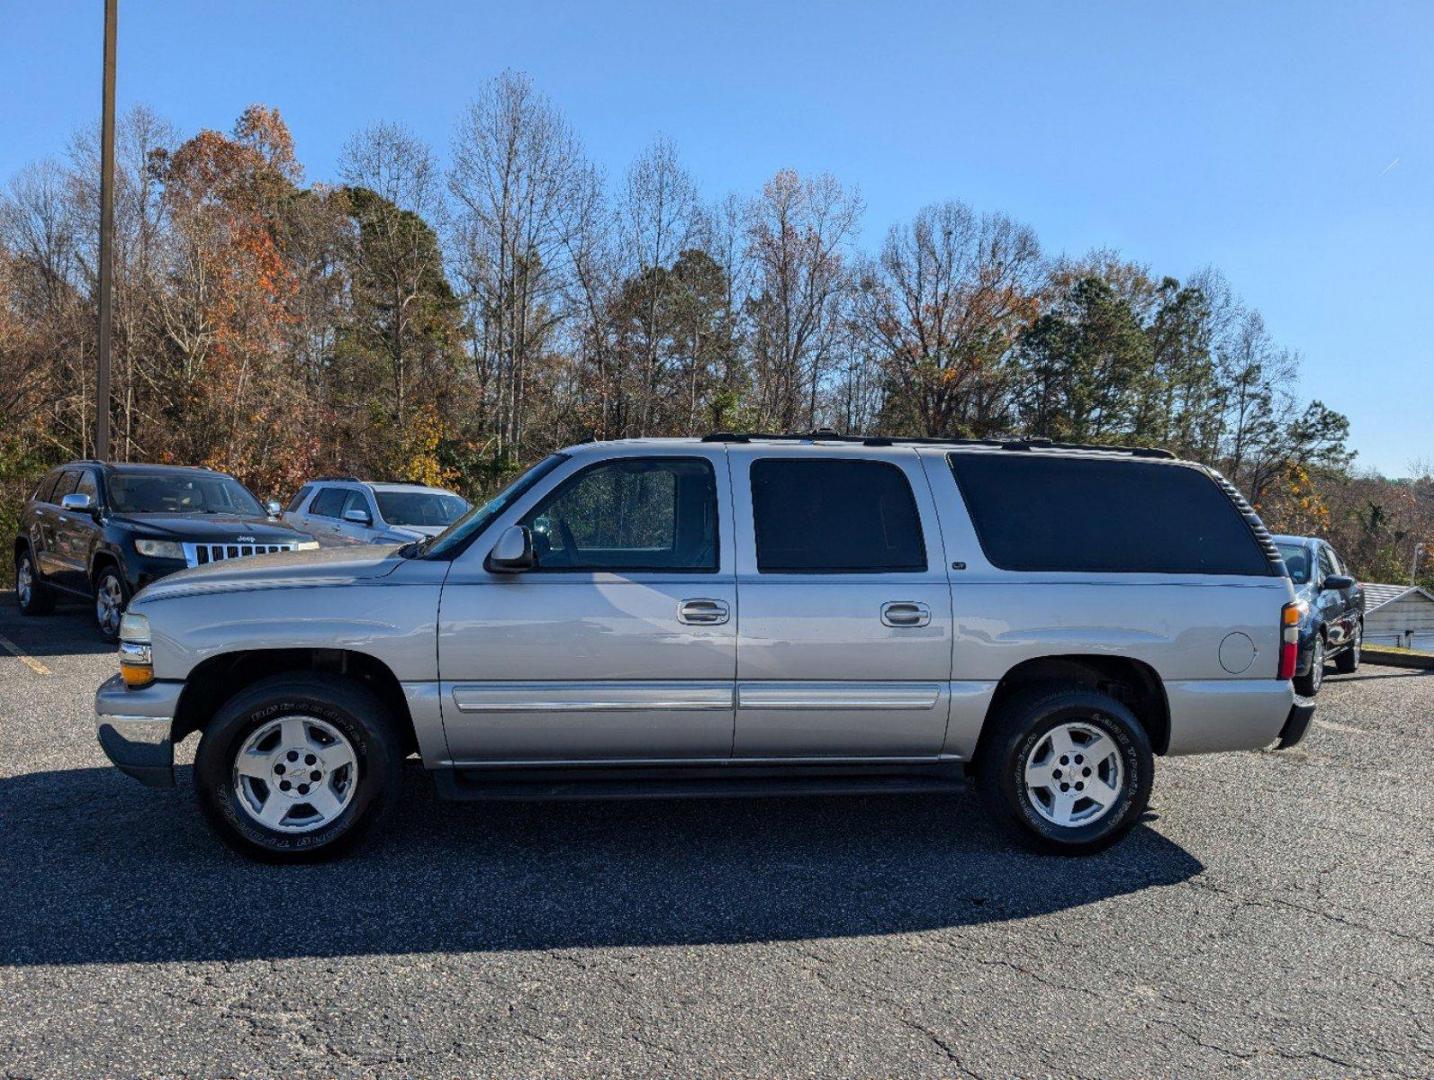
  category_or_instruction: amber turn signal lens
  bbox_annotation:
[120,659,154,688]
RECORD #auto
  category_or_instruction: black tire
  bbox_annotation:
[1294,633,1325,697]
[1334,623,1361,675]
[93,564,128,642]
[975,686,1153,854]
[14,547,55,615]
[194,673,403,862]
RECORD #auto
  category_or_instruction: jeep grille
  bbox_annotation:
[183,542,299,568]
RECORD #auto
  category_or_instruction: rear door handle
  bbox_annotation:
[678,598,730,625]
[881,601,931,628]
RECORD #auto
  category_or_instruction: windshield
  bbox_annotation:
[108,471,266,516]
[375,490,469,527]
[1276,542,1312,584]
[421,454,569,559]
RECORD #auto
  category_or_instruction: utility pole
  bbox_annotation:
[95,0,117,460]
[1413,543,1427,586]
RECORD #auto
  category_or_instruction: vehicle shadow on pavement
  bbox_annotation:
[0,763,1203,966]
[0,602,115,658]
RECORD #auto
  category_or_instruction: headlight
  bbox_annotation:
[134,538,185,559]
[293,540,320,551]
[118,612,153,688]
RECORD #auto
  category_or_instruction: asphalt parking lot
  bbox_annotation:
[1,598,1430,1079]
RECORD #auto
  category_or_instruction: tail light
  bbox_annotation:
[1277,603,1301,680]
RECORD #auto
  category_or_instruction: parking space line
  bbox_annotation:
[1314,718,1371,736]
[0,633,52,676]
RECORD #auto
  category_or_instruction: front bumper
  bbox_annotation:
[122,552,188,595]
[1275,698,1317,750]
[94,673,183,788]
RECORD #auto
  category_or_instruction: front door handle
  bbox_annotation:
[881,601,931,628]
[678,598,730,625]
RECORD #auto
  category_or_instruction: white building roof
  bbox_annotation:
[1362,583,1434,612]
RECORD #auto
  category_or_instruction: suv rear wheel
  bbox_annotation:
[14,548,55,615]
[194,673,403,862]
[976,686,1153,854]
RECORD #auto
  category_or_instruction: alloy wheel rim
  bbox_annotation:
[96,576,123,635]
[16,559,32,605]
[233,715,358,833]
[1023,720,1125,828]
[1312,639,1324,690]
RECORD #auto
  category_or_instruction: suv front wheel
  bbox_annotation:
[976,687,1153,854]
[1295,633,1325,697]
[1334,623,1361,675]
[94,565,127,642]
[194,673,403,862]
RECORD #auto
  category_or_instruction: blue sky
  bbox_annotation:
[2,1,1429,476]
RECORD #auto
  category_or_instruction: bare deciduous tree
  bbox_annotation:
[449,71,591,455]
[856,200,1041,437]
[745,169,862,430]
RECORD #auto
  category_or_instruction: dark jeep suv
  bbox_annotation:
[13,462,316,640]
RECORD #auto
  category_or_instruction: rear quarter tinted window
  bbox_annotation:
[752,458,926,573]
[308,487,348,518]
[285,485,312,513]
[948,454,1272,576]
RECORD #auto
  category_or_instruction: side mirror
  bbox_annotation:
[1322,574,1355,592]
[266,500,282,516]
[343,508,372,525]
[488,525,535,573]
[60,492,94,514]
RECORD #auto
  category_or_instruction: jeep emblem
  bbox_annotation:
[236,535,255,543]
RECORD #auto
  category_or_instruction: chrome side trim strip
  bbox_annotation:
[451,681,735,714]
[442,753,950,768]
[736,682,943,711]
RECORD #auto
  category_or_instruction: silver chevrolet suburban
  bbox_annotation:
[94,433,1313,861]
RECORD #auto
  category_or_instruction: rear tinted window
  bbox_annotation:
[751,458,926,573]
[308,487,348,518]
[948,454,1271,576]
[34,470,64,503]
[1276,542,1312,584]
[285,485,312,513]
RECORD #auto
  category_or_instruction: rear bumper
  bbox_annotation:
[1164,679,1296,755]
[1275,699,1317,750]
[94,674,182,788]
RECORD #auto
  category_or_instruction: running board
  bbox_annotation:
[434,766,966,802]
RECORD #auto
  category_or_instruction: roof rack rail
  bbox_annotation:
[1000,438,1175,460]
[700,431,1174,459]
[311,474,362,482]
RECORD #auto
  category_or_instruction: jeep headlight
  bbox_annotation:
[293,540,320,551]
[118,612,153,688]
[134,538,185,560]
